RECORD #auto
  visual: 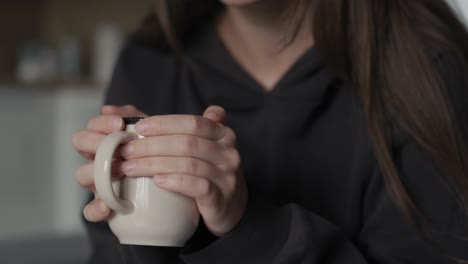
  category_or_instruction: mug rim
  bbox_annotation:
[124,117,145,125]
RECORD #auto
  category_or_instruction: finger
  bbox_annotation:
[154,174,220,207]
[72,130,106,154]
[101,105,148,118]
[87,115,124,134]
[78,148,122,161]
[203,105,226,124]
[218,126,237,147]
[75,162,124,190]
[122,157,221,178]
[83,199,111,222]
[78,151,94,160]
[74,132,125,159]
[121,135,225,165]
[135,115,225,141]
[75,162,95,189]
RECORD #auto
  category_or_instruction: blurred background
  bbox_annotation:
[0,0,467,263]
[0,0,149,263]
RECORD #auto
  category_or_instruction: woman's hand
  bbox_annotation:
[120,106,248,237]
[72,105,148,222]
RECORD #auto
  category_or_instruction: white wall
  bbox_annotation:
[452,0,468,22]
[0,87,103,240]
[52,89,104,235]
[0,89,56,239]
[457,0,468,13]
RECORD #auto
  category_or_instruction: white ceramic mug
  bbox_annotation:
[94,117,199,247]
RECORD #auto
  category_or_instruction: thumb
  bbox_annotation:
[203,105,226,124]
[101,105,148,118]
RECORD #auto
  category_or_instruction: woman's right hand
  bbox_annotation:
[72,105,148,222]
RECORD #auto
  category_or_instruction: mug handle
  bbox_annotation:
[94,131,138,214]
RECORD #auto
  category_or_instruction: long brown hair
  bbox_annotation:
[136,0,468,226]
[311,0,468,223]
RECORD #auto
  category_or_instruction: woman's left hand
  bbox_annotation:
[120,106,248,237]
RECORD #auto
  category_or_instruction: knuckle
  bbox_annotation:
[189,115,203,132]
[215,124,226,141]
[198,179,214,199]
[142,139,153,154]
[172,174,185,187]
[185,158,199,176]
[90,116,109,131]
[227,149,241,169]
[229,129,238,145]
[225,127,238,145]
[142,158,158,174]
[181,136,199,155]
[105,116,118,131]
[71,132,81,149]
[224,174,238,193]
[152,117,164,132]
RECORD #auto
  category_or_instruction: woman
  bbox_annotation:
[72,0,468,263]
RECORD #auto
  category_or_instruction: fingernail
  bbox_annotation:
[210,110,222,117]
[101,105,112,113]
[98,201,109,214]
[110,117,123,130]
[135,121,148,133]
[121,143,133,157]
[154,176,167,185]
[122,160,136,174]
[205,112,219,120]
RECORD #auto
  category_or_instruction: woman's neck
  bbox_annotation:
[216,1,313,91]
